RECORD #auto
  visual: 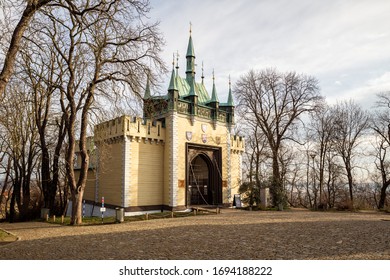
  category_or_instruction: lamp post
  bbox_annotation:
[310,152,317,209]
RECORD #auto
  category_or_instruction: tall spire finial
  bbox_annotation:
[227,75,234,106]
[168,52,178,91]
[189,21,192,35]
[210,69,219,103]
[186,23,195,82]
[201,61,204,83]
[175,50,180,74]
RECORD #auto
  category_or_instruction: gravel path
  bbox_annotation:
[0,209,389,260]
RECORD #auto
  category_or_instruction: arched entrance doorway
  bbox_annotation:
[188,154,211,205]
[186,144,222,206]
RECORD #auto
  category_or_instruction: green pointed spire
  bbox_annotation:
[168,68,177,91]
[186,24,196,83]
[168,54,177,91]
[210,70,219,102]
[186,23,195,58]
[186,35,195,58]
[227,76,234,106]
[144,76,151,99]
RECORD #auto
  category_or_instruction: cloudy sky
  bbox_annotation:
[149,0,390,109]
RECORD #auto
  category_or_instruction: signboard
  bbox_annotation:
[100,207,106,212]
[233,194,242,208]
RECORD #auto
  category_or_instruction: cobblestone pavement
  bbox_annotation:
[0,209,389,260]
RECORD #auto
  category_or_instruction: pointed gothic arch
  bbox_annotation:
[186,144,222,206]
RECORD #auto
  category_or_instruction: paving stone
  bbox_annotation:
[0,209,389,259]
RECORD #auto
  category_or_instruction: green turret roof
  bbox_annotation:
[210,74,219,103]
[186,35,195,58]
[168,67,177,91]
[227,81,234,106]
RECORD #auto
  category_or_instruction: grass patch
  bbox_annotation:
[0,229,10,239]
[0,229,17,243]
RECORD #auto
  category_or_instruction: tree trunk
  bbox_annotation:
[0,0,51,96]
[41,144,52,208]
[0,158,11,217]
[9,188,17,223]
[71,188,85,225]
[346,163,354,206]
[271,151,283,208]
[65,103,79,224]
[378,182,390,209]
[48,117,67,214]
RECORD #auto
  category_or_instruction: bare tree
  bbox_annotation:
[331,100,370,207]
[371,92,390,209]
[234,68,322,208]
[0,145,12,219]
[36,0,165,224]
[0,0,53,97]
[0,83,40,221]
[18,41,67,214]
[308,104,336,208]
[239,123,270,208]
[1,0,165,224]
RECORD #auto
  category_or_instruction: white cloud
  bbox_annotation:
[326,71,390,108]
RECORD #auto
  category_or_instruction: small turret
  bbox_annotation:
[227,76,234,107]
[168,55,179,111]
[210,70,219,103]
[226,76,234,124]
[207,70,219,121]
[186,71,198,115]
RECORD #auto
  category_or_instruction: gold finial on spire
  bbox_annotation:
[212,69,215,82]
[189,21,192,35]
[172,53,175,67]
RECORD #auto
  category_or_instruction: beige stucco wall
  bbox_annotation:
[129,138,164,207]
[96,141,123,206]
[230,151,242,199]
[83,169,97,202]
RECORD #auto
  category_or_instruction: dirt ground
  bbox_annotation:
[0,208,389,260]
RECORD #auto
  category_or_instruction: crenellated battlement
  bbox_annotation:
[94,115,165,143]
[231,135,245,152]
